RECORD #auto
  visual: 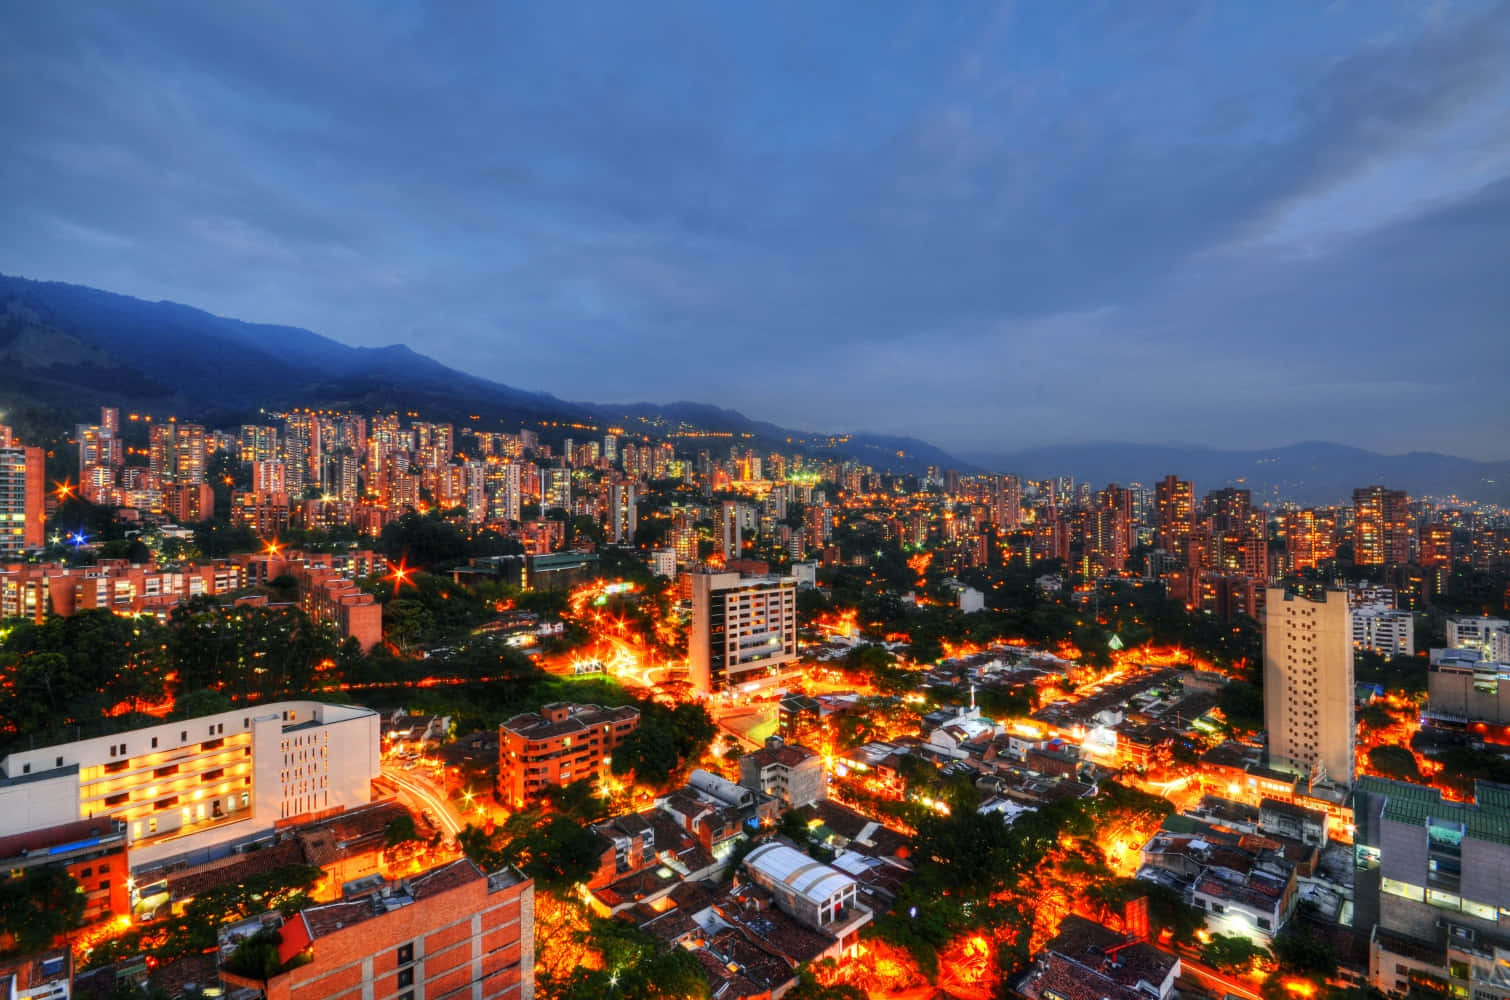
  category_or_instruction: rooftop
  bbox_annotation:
[1356,776,1510,846]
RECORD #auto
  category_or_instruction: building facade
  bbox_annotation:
[0,701,380,871]
[689,570,798,694]
[219,859,534,1000]
[1263,588,1354,783]
[496,703,640,809]
[0,441,45,559]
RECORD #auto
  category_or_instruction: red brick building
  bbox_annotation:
[219,858,534,1000]
[496,702,640,809]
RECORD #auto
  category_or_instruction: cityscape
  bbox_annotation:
[3,5,1510,1000]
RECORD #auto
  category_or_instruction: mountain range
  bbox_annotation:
[0,273,961,473]
[1,272,1503,502]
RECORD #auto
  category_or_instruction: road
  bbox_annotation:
[383,765,464,840]
[1178,958,1263,1000]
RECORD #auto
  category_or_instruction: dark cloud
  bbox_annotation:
[1,1,1506,458]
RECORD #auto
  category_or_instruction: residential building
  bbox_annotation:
[0,817,130,924]
[1352,603,1415,657]
[0,701,380,871]
[1353,486,1411,566]
[496,703,640,809]
[217,859,534,1000]
[738,736,826,809]
[0,441,45,558]
[1447,616,1510,663]
[688,570,798,694]
[1263,587,1354,783]
[1017,915,1180,1000]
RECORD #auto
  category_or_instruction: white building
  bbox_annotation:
[743,842,871,951]
[0,701,380,870]
[1447,616,1510,663]
[1263,588,1354,783]
[650,548,676,578]
[688,570,798,694]
[958,587,986,614]
[1352,603,1415,657]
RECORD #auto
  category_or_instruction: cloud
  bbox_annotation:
[0,1,1506,459]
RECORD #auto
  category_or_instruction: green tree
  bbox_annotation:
[0,866,86,957]
[1201,933,1270,973]
[1367,745,1421,782]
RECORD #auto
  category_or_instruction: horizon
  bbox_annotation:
[3,3,1509,460]
[7,268,1510,470]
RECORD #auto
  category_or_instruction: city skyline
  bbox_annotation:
[3,3,1509,459]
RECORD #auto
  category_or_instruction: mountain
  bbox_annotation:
[0,273,961,473]
[967,441,1510,505]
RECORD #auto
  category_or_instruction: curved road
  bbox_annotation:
[383,766,464,839]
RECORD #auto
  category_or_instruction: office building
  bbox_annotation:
[1353,486,1411,566]
[1427,648,1510,725]
[1356,777,1510,1000]
[0,817,130,924]
[496,703,640,809]
[0,441,45,558]
[218,858,534,1000]
[0,700,380,871]
[689,570,798,694]
[1263,588,1354,783]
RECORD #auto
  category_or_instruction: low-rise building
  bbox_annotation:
[496,703,639,809]
[0,700,380,872]
[739,736,826,809]
[742,842,871,953]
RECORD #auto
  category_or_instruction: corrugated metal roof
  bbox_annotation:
[746,843,855,904]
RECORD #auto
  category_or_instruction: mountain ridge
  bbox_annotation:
[966,440,1510,505]
[0,273,965,473]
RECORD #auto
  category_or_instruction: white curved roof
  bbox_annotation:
[745,843,855,904]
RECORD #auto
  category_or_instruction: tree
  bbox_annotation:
[0,866,85,957]
[1218,681,1264,732]
[1367,745,1421,782]
[1201,933,1270,974]
[1272,922,1337,975]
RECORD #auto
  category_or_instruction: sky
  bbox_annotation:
[2,2,1508,461]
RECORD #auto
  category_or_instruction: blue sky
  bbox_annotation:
[2,2,1507,459]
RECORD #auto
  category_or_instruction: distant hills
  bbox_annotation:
[2,273,1501,501]
[0,273,961,473]
[968,441,1510,506]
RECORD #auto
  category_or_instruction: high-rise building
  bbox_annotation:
[1263,587,1354,783]
[149,423,177,481]
[0,441,45,558]
[988,474,1022,531]
[1155,475,1195,558]
[173,423,207,484]
[717,500,743,562]
[251,460,287,497]
[1418,522,1454,595]
[1283,508,1338,572]
[608,482,637,545]
[1353,486,1411,566]
[689,571,798,694]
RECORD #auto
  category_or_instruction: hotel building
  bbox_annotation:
[0,701,380,871]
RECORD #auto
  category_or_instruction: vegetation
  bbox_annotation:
[85,864,321,971]
[0,866,85,957]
